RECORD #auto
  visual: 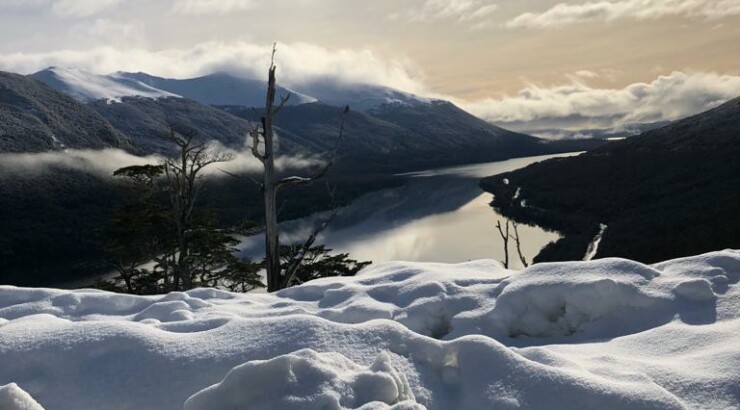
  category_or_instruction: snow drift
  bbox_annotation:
[0,250,738,409]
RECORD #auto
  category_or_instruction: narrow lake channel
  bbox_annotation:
[238,153,578,269]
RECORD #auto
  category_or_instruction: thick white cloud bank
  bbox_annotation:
[0,42,428,96]
[1,250,738,409]
[506,0,740,29]
[461,71,740,132]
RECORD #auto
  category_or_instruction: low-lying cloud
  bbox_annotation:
[461,71,740,133]
[206,140,325,176]
[0,149,161,176]
[507,0,740,29]
[0,145,323,179]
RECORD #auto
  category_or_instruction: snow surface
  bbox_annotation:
[33,67,180,103]
[1,250,739,409]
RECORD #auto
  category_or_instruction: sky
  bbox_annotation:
[1,0,739,133]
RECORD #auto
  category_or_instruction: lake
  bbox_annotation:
[238,153,577,269]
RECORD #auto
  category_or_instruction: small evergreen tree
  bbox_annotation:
[98,128,263,294]
[278,244,371,288]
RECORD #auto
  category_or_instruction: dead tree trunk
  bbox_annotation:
[253,44,348,292]
[262,62,281,292]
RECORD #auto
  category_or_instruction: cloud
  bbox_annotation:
[171,0,257,14]
[573,70,599,78]
[0,0,50,9]
[0,0,123,16]
[506,0,740,29]
[69,19,147,47]
[0,149,161,176]
[0,41,429,95]
[52,0,122,17]
[0,144,320,178]
[205,139,323,176]
[391,0,498,23]
[461,71,740,133]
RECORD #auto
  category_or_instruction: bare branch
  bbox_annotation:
[280,184,340,288]
[510,222,529,268]
[496,220,510,269]
[277,200,288,218]
[273,93,291,115]
[218,168,263,189]
[250,128,266,163]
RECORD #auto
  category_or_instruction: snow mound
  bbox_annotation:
[0,383,44,410]
[184,350,422,410]
[0,250,738,409]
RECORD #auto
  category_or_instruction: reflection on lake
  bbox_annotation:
[238,153,577,269]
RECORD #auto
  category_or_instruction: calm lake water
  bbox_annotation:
[238,153,577,269]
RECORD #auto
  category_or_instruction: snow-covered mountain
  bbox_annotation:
[31,67,179,103]
[113,71,316,108]
[94,70,431,112]
[31,67,430,112]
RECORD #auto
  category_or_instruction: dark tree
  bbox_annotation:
[98,128,262,294]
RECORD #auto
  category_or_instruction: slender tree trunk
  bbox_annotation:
[264,173,280,292]
[263,62,281,292]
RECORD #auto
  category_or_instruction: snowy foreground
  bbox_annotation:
[1,251,739,410]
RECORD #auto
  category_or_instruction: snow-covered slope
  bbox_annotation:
[114,71,317,108]
[31,67,180,103]
[294,78,433,112]
[1,250,738,409]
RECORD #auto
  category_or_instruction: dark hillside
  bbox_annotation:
[0,72,127,152]
[480,97,740,263]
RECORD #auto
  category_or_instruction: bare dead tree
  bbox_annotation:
[495,220,510,269]
[162,126,233,290]
[251,44,348,292]
[510,222,529,268]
